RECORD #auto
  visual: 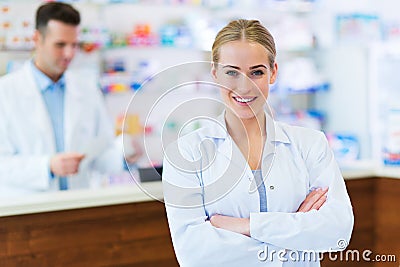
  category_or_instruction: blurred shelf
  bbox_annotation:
[287,83,331,94]
[98,45,202,52]
[0,49,33,53]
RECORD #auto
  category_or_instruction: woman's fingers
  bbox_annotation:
[310,192,328,210]
[297,188,328,212]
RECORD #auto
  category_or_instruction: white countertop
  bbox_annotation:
[0,181,163,217]
[340,161,400,179]
[342,167,400,179]
[1,165,399,217]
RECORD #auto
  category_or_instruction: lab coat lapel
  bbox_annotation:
[211,111,287,193]
[202,137,252,205]
[259,114,291,193]
[21,62,56,153]
[63,72,85,152]
[217,136,251,175]
[211,113,253,181]
[261,113,277,179]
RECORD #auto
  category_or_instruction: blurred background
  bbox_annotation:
[1,0,400,178]
[1,1,400,266]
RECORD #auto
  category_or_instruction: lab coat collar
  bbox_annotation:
[20,61,39,98]
[205,109,291,145]
[202,109,291,186]
[203,112,229,139]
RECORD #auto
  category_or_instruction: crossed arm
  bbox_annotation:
[209,187,329,236]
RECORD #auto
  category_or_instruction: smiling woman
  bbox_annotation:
[162,19,354,267]
[212,41,276,122]
[211,40,277,171]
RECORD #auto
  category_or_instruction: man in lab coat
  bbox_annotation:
[0,2,141,196]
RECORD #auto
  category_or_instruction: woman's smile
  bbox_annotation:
[232,95,258,105]
[212,40,277,120]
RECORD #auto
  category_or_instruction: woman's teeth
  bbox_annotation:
[234,96,256,103]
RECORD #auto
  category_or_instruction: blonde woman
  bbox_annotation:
[163,19,353,266]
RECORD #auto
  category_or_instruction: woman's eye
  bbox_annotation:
[226,70,238,77]
[251,70,264,76]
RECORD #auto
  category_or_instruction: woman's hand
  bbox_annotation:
[297,187,328,212]
[210,214,250,237]
[209,187,328,236]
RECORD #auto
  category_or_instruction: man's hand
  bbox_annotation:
[50,152,85,177]
[297,187,328,212]
[210,214,250,237]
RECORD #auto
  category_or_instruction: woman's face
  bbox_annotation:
[212,40,277,120]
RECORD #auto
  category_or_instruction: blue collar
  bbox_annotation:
[30,60,65,92]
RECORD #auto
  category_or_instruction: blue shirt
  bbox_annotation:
[252,169,268,212]
[30,61,67,189]
[30,61,65,153]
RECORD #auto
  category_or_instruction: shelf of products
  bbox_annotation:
[0,0,350,166]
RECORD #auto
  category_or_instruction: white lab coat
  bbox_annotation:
[162,112,354,267]
[0,61,123,196]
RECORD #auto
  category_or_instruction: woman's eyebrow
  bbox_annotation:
[222,65,240,70]
[249,64,268,70]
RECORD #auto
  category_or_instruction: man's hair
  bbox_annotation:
[35,2,80,33]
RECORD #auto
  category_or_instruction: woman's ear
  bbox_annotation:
[269,62,278,84]
[211,62,217,80]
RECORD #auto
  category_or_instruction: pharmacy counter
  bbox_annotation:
[0,181,164,217]
[1,166,399,217]
[341,164,400,179]
[0,181,177,267]
[326,166,400,267]
[0,167,399,267]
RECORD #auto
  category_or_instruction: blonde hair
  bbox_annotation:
[212,19,276,69]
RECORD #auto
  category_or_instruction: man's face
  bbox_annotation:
[33,20,79,81]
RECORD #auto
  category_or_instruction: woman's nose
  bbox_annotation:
[235,75,254,95]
